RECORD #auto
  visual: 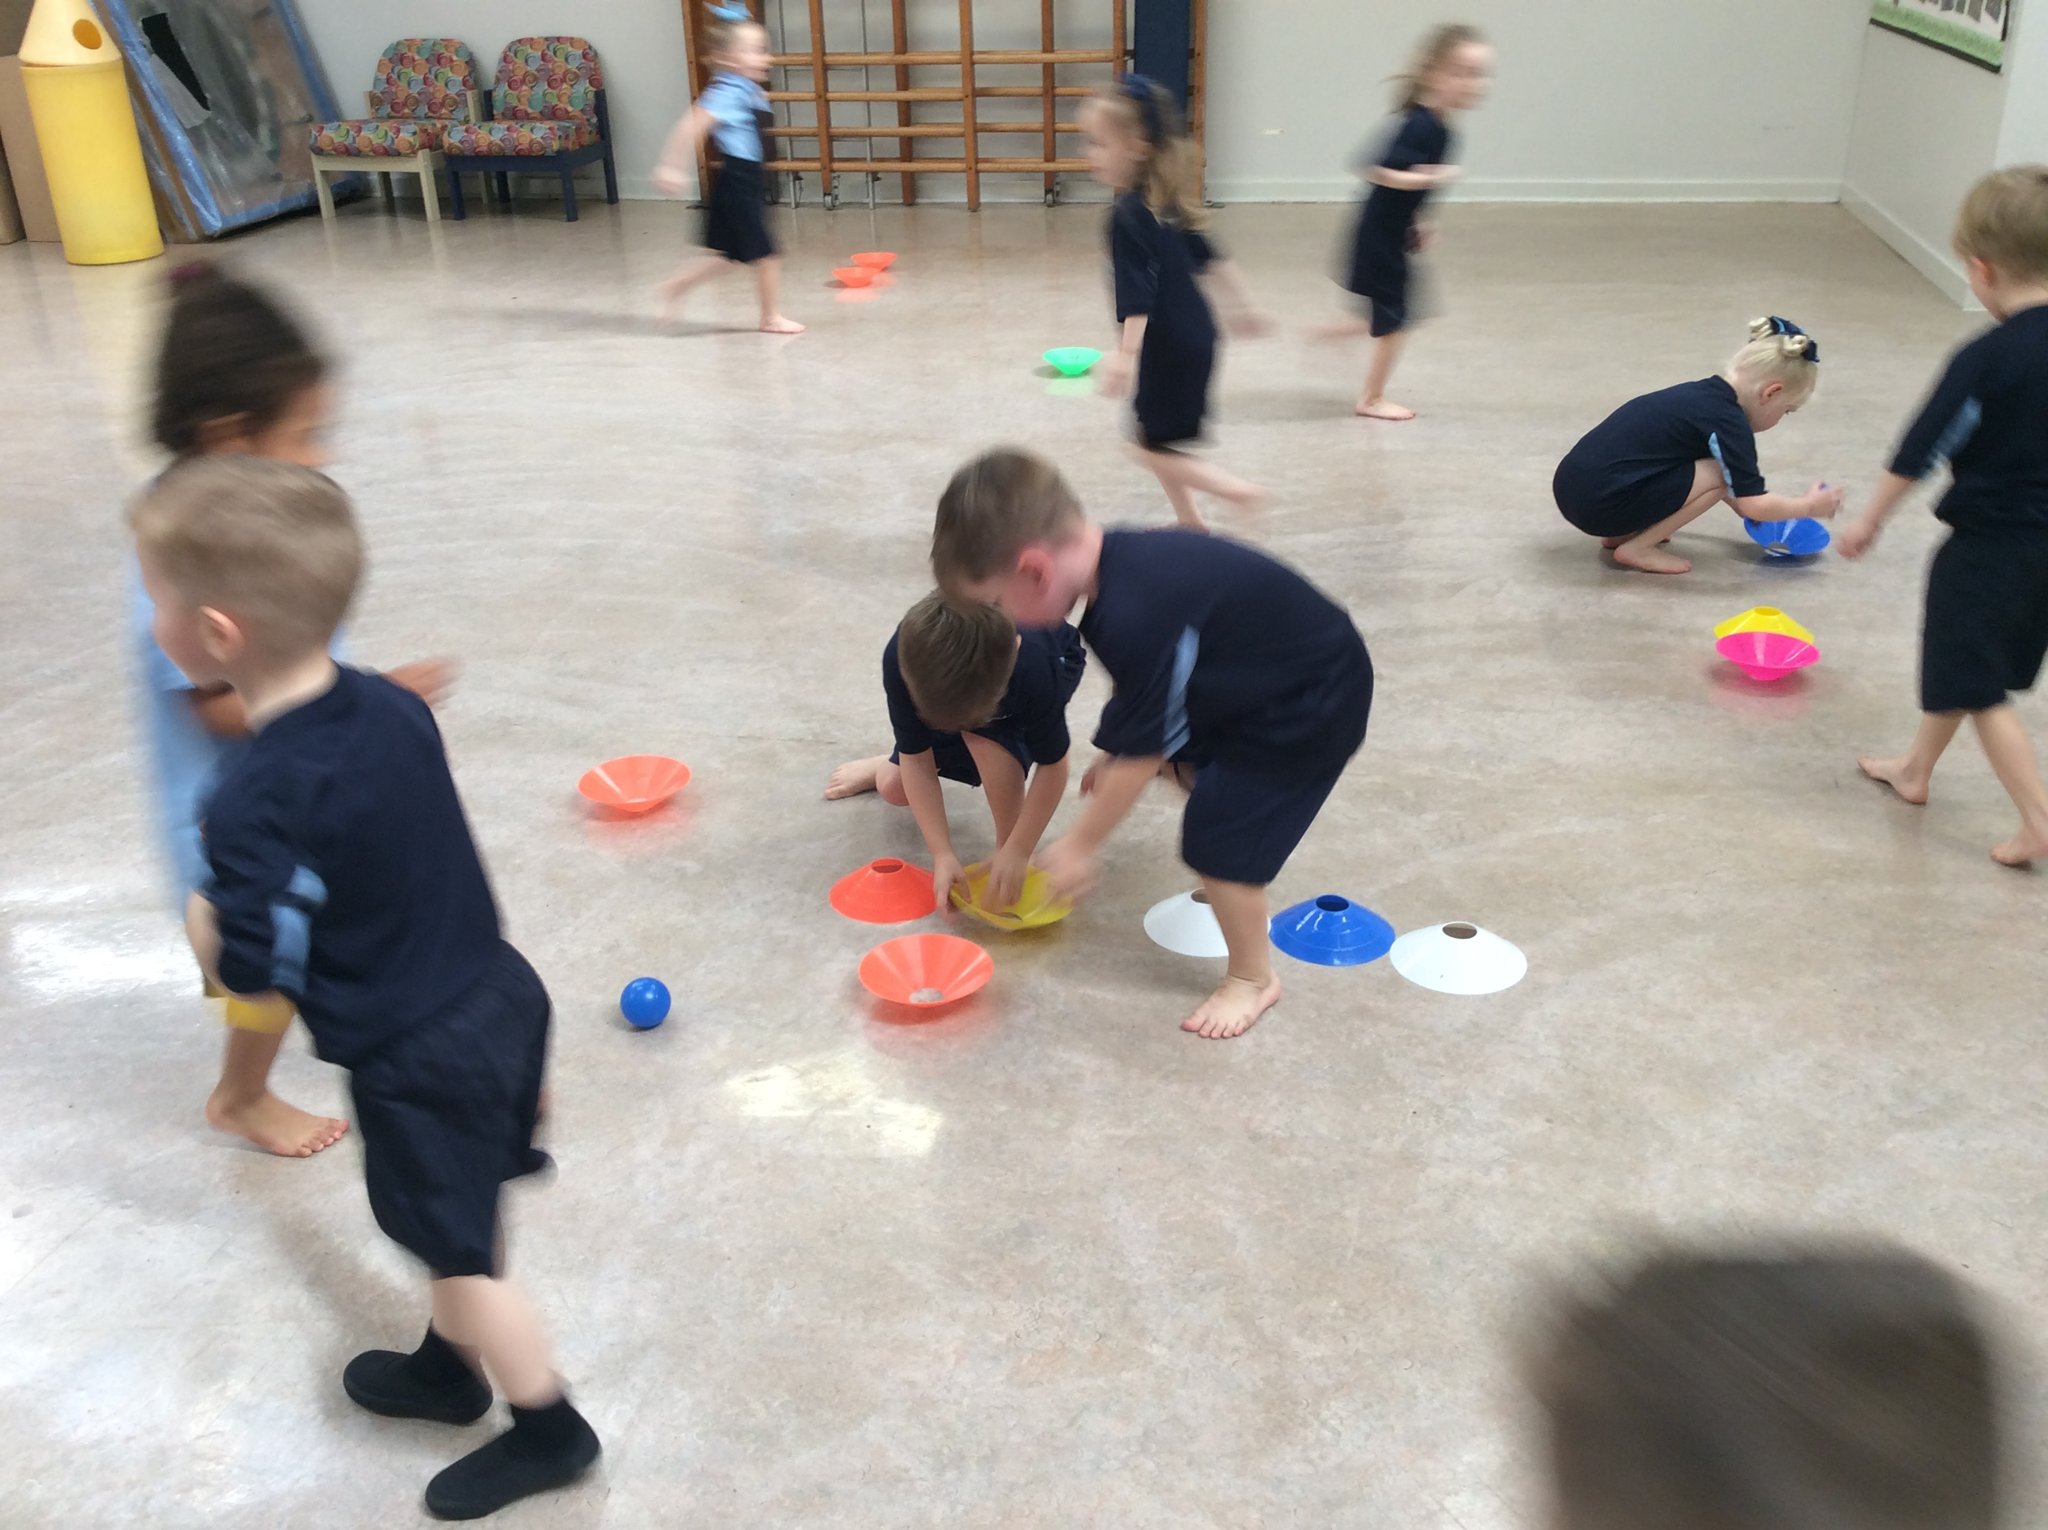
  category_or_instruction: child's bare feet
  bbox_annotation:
[1612,541,1692,575]
[206,1088,347,1157]
[1181,972,1283,1039]
[825,755,887,800]
[760,315,805,335]
[1858,754,1931,805]
[1356,397,1416,421]
[1990,821,2048,867]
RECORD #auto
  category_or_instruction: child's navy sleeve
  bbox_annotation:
[1708,407,1768,499]
[1891,341,1988,480]
[1111,199,1159,322]
[204,775,322,1002]
[881,641,938,757]
[1377,108,1437,171]
[1182,228,1217,274]
[1094,622,1197,761]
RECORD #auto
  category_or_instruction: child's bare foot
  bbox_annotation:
[1356,397,1416,421]
[825,755,887,800]
[760,315,805,335]
[1857,755,1930,805]
[206,1089,347,1157]
[1612,541,1691,575]
[1990,821,2048,867]
[1181,972,1283,1039]
[1222,482,1270,513]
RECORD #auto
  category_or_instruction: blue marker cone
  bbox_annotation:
[1270,895,1395,968]
[1745,517,1830,558]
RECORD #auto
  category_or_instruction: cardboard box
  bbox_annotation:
[0,55,60,242]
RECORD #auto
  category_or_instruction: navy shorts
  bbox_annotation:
[349,942,552,1279]
[891,727,1031,789]
[1553,457,1695,540]
[1176,655,1372,886]
[1920,530,2048,713]
[1133,338,1215,451]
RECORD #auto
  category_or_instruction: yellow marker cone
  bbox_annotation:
[19,0,163,265]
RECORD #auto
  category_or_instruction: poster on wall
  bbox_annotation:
[1870,0,2011,72]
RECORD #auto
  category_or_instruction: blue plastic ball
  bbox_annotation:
[620,978,671,1029]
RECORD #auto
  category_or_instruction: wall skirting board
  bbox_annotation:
[1841,184,1978,307]
[1202,176,1846,204]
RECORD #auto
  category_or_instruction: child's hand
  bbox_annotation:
[652,164,690,197]
[982,847,1029,914]
[1409,223,1438,254]
[1837,515,1883,560]
[1080,757,1103,797]
[930,851,971,909]
[1808,482,1845,519]
[1040,836,1100,903]
[1096,353,1134,400]
[1225,309,1275,340]
[386,658,458,707]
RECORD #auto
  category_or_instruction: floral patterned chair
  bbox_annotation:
[442,37,619,222]
[308,39,480,223]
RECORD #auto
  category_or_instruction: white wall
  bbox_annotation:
[1204,0,1869,203]
[1842,23,2012,304]
[294,1,693,198]
[1994,0,2048,163]
[295,1,1872,207]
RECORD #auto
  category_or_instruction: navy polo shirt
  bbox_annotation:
[1110,191,1218,350]
[203,666,502,1069]
[1562,376,1767,505]
[1079,529,1370,780]
[1890,304,2048,532]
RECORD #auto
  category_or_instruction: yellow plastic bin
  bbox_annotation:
[19,0,163,265]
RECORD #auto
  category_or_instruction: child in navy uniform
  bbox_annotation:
[1322,25,1491,421]
[1526,1244,2004,1530]
[135,458,598,1521]
[932,448,1372,1040]
[653,15,804,334]
[1554,317,1843,576]
[828,592,1085,915]
[1842,168,2048,868]
[1080,76,1269,532]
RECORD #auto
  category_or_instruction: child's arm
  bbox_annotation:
[1099,315,1146,399]
[186,890,293,1032]
[1732,483,1843,523]
[1365,164,1457,191]
[896,749,971,905]
[1039,753,1161,901]
[985,755,1070,911]
[1198,259,1273,340]
[653,104,716,195]
[189,684,249,738]
[1838,472,1917,559]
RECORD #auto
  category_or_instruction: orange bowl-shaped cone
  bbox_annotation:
[578,755,691,813]
[859,933,992,1008]
[851,251,896,270]
[832,266,874,288]
[830,857,938,923]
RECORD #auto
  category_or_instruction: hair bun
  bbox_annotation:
[1748,316,1773,342]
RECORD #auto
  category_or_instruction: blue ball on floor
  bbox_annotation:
[620,978,671,1029]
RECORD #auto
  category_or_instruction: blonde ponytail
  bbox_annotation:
[1730,316,1820,398]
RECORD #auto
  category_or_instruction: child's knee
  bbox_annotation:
[877,765,909,806]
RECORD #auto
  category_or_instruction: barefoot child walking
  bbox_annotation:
[933,448,1372,1040]
[139,458,600,1518]
[1079,77,1269,532]
[826,592,1085,915]
[653,14,804,334]
[1323,24,1492,421]
[1553,317,1843,576]
[137,265,450,1158]
[1840,168,2048,867]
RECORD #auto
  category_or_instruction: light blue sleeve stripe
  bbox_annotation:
[1707,431,1734,493]
[267,867,328,996]
[1162,627,1199,759]
[1929,398,1983,469]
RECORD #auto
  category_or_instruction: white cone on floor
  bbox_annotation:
[1144,890,1229,959]
[1390,922,1527,995]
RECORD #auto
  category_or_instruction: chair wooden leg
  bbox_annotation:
[559,169,578,222]
[601,146,618,204]
[448,166,467,220]
[378,171,395,208]
[494,170,512,207]
[418,155,441,222]
[312,163,335,220]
